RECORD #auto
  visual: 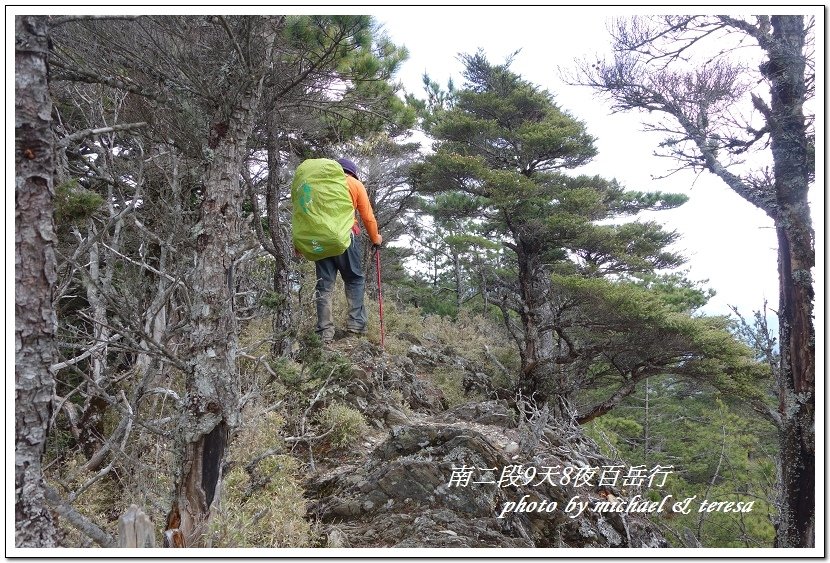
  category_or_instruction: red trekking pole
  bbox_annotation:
[374,247,385,350]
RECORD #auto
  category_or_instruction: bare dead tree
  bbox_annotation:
[48,15,284,547]
[569,14,815,548]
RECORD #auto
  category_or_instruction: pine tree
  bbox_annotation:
[15,14,60,547]
[412,51,687,417]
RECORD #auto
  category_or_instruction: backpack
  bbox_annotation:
[290,158,355,261]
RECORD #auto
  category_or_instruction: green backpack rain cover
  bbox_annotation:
[291,158,354,261]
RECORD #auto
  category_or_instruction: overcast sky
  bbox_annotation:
[372,6,823,320]
[6,6,821,322]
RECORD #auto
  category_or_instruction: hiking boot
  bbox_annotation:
[332,328,350,341]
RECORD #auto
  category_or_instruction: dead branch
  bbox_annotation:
[49,15,142,27]
[44,486,115,548]
[49,334,123,374]
[57,122,148,147]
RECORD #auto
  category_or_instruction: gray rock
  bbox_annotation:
[463,371,494,396]
[301,343,667,550]
[438,400,517,427]
[306,421,668,549]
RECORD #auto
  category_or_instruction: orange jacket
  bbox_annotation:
[346,175,382,245]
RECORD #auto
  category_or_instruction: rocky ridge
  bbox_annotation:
[301,336,668,549]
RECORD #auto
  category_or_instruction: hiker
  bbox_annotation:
[313,158,382,344]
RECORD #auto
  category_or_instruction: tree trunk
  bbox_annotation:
[765,15,815,549]
[77,225,111,466]
[15,14,60,548]
[515,245,556,407]
[166,92,262,547]
[271,263,294,356]
[576,376,640,425]
[453,251,463,311]
[265,120,294,358]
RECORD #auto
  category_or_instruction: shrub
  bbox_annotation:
[54,180,104,226]
[430,366,468,407]
[312,403,367,449]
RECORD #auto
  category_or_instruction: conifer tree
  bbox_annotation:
[412,51,688,416]
[15,14,59,547]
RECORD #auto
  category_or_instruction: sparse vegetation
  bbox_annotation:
[17,12,809,550]
[430,366,468,407]
[210,455,313,548]
[312,403,368,449]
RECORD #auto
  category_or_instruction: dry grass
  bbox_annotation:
[209,411,314,547]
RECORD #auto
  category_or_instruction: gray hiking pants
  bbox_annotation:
[314,233,366,341]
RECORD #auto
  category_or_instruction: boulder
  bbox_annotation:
[306,420,667,548]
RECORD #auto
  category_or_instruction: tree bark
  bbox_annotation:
[77,223,113,467]
[15,14,60,548]
[163,16,284,547]
[265,117,294,358]
[576,376,641,425]
[166,92,264,548]
[515,243,557,407]
[765,15,815,549]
